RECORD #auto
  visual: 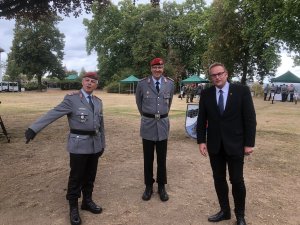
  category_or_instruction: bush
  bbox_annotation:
[106,81,120,93]
[24,82,47,91]
[59,80,82,90]
[250,82,263,97]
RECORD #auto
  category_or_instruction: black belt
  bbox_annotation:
[70,129,98,136]
[142,113,168,120]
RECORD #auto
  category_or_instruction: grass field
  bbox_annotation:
[0,90,299,225]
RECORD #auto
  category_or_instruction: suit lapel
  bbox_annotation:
[210,87,219,114]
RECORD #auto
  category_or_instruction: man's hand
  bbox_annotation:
[244,146,254,156]
[199,143,208,157]
[25,128,36,144]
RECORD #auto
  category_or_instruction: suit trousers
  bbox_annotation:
[209,144,246,217]
[142,139,168,185]
[66,152,101,204]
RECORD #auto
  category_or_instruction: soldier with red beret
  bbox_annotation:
[25,72,105,225]
[135,58,174,202]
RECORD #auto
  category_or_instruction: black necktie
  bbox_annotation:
[88,95,94,111]
[218,90,224,115]
[155,81,160,93]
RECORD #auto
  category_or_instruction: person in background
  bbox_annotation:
[25,72,106,225]
[281,84,288,102]
[268,83,276,101]
[288,84,295,102]
[196,62,256,225]
[196,83,203,102]
[135,57,174,202]
[263,84,270,101]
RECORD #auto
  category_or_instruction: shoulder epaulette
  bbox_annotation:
[167,77,174,82]
[67,91,80,96]
[139,77,148,81]
[94,95,102,101]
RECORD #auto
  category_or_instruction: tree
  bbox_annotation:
[84,0,208,87]
[0,0,111,20]
[202,0,281,84]
[6,14,65,89]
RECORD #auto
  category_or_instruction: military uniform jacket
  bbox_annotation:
[135,75,174,141]
[29,90,106,154]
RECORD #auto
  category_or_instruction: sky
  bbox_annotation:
[0,0,300,79]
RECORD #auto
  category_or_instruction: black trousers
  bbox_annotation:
[209,144,246,217]
[66,152,101,204]
[142,139,168,186]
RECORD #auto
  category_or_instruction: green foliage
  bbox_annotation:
[6,14,65,90]
[202,0,282,84]
[24,82,47,91]
[0,0,111,20]
[84,0,208,87]
[59,80,82,90]
[105,81,120,93]
[250,82,264,97]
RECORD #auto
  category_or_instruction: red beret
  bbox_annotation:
[150,58,164,66]
[83,72,98,80]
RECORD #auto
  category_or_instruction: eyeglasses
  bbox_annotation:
[151,65,164,69]
[210,71,226,78]
[83,78,98,84]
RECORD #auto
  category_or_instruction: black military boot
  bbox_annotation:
[158,184,169,202]
[142,185,153,201]
[81,197,103,214]
[69,200,81,225]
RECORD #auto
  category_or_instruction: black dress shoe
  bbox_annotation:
[142,186,153,201]
[208,210,231,222]
[236,217,246,225]
[158,186,169,202]
[81,200,102,214]
[70,207,81,225]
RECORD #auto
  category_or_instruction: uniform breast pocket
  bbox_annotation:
[164,93,171,104]
[76,110,88,123]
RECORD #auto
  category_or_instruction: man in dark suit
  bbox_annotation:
[196,63,256,225]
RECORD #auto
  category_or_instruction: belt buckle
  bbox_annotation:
[95,130,99,135]
[155,114,161,120]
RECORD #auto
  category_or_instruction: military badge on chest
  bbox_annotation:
[80,114,87,122]
[78,108,88,123]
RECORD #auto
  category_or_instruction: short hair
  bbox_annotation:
[208,62,227,74]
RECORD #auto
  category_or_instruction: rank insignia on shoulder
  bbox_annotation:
[94,95,102,101]
[166,77,174,82]
[67,91,80,96]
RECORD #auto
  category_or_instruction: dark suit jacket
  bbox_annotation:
[196,83,256,156]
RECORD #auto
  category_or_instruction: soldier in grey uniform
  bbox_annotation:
[25,72,105,225]
[135,57,174,202]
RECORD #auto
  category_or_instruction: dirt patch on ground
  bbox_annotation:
[0,90,299,225]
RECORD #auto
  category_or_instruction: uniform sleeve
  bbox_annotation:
[196,90,208,144]
[99,100,106,148]
[29,95,73,133]
[135,82,143,115]
[242,86,256,147]
[168,81,175,109]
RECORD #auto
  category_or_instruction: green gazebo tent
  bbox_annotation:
[119,75,140,94]
[181,75,209,84]
[66,74,78,80]
[271,71,300,83]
